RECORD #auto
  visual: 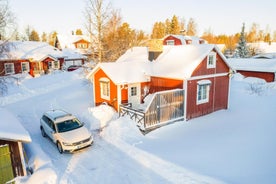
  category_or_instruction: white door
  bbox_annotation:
[128,83,141,107]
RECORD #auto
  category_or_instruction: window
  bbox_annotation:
[77,43,87,49]
[197,80,211,104]
[130,86,137,96]
[100,78,110,100]
[48,61,59,69]
[53,61,59,69]
[21,62,30,72]
[207,52,216,68]
[4,63,15,75]
[166,40,175,45]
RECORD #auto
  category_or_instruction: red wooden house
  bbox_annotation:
[56,34,92,58]
[227,58,276,82]
[0,41,65,77]
[163,34,206,45]
[87,44,231,130]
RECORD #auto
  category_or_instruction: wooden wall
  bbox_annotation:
[0,140,24,177]
[238,70,275,82]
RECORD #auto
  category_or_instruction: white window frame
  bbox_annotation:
[197,80,211,105]
[48,60,60,69]
[207,51,216,68]
[21,62,30,73]
[130,86,137,96]
[4,63,15,75]
[100,77,110,100]
[166,40,175,45]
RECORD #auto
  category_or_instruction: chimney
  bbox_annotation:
[180,29,186,36]
[148,39,163,61]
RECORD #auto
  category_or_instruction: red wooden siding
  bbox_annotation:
[238,70,275,82]
[186,75,229,120]
[186,50,230,120]
[191,50,229,76]
[94,68,118,110]
[73,39,90,49]
[163,36,182,45]
[0,60,30,76]
[149,76,183,93]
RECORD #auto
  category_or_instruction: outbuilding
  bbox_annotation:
[0,108,32,183]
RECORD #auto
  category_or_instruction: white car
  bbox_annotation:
[40,109,93,153]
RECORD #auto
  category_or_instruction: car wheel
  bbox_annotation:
[40,126,46,137]
[57,141,63,154]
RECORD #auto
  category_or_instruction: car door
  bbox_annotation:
[44,117,56,141]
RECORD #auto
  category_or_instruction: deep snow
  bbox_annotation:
[1,70,276,184]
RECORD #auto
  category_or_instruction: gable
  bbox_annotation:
[163,35,182,45]
[191,49,230,77]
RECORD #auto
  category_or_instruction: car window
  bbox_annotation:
[56,118,83,133]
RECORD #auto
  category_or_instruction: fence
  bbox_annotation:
[120,89,185,131]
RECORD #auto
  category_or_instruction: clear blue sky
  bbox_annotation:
[9,0,276,36]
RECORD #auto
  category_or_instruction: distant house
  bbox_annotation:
[0,41,65,77]
[87,44,231,131]
[163,34,206,45]
[247,42,276,55]
[0,108,31,183]
[227,58,276,82]
[56,34,92,58]
[61,48,87,69]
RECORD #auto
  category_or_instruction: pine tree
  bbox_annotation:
[29,30,40,41]
[235,23,249,58]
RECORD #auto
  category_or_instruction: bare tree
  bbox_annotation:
[84,0,111,63]
[0,0,16,96]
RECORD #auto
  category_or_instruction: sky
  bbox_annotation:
[9,0,276,36]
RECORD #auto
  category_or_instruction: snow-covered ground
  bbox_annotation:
[1,70,276,184]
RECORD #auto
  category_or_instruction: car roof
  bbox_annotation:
[44,109,75,122]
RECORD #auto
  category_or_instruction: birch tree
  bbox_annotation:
[84,0,111,63]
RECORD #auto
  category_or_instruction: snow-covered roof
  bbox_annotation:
[227,58,276,73]
[88,44,228,83]
[163,34,206,45]
[252,52,276,59]
[152,45,223,79]
[92,61,151,84]
[0,108,31,142]
[61,48,87,60]
[0,41,64,61]
[57,34,90,49]
[116,47,149,62]
[247,42,276,54]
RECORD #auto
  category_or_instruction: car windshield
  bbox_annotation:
[56,118,83,133]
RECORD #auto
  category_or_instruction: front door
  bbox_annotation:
[128,83,141,108]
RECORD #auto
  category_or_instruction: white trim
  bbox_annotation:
[188,72,229,81]
[183,80,188,121]
[92,76,96,107]
[21,62,30,73]
[207,51,216,69]
[18,142,27,176]
[100,77,110,100]
[197,79,211,85]
[4,63,15,75]
[196,81,211,105]
[117,85,121,110]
